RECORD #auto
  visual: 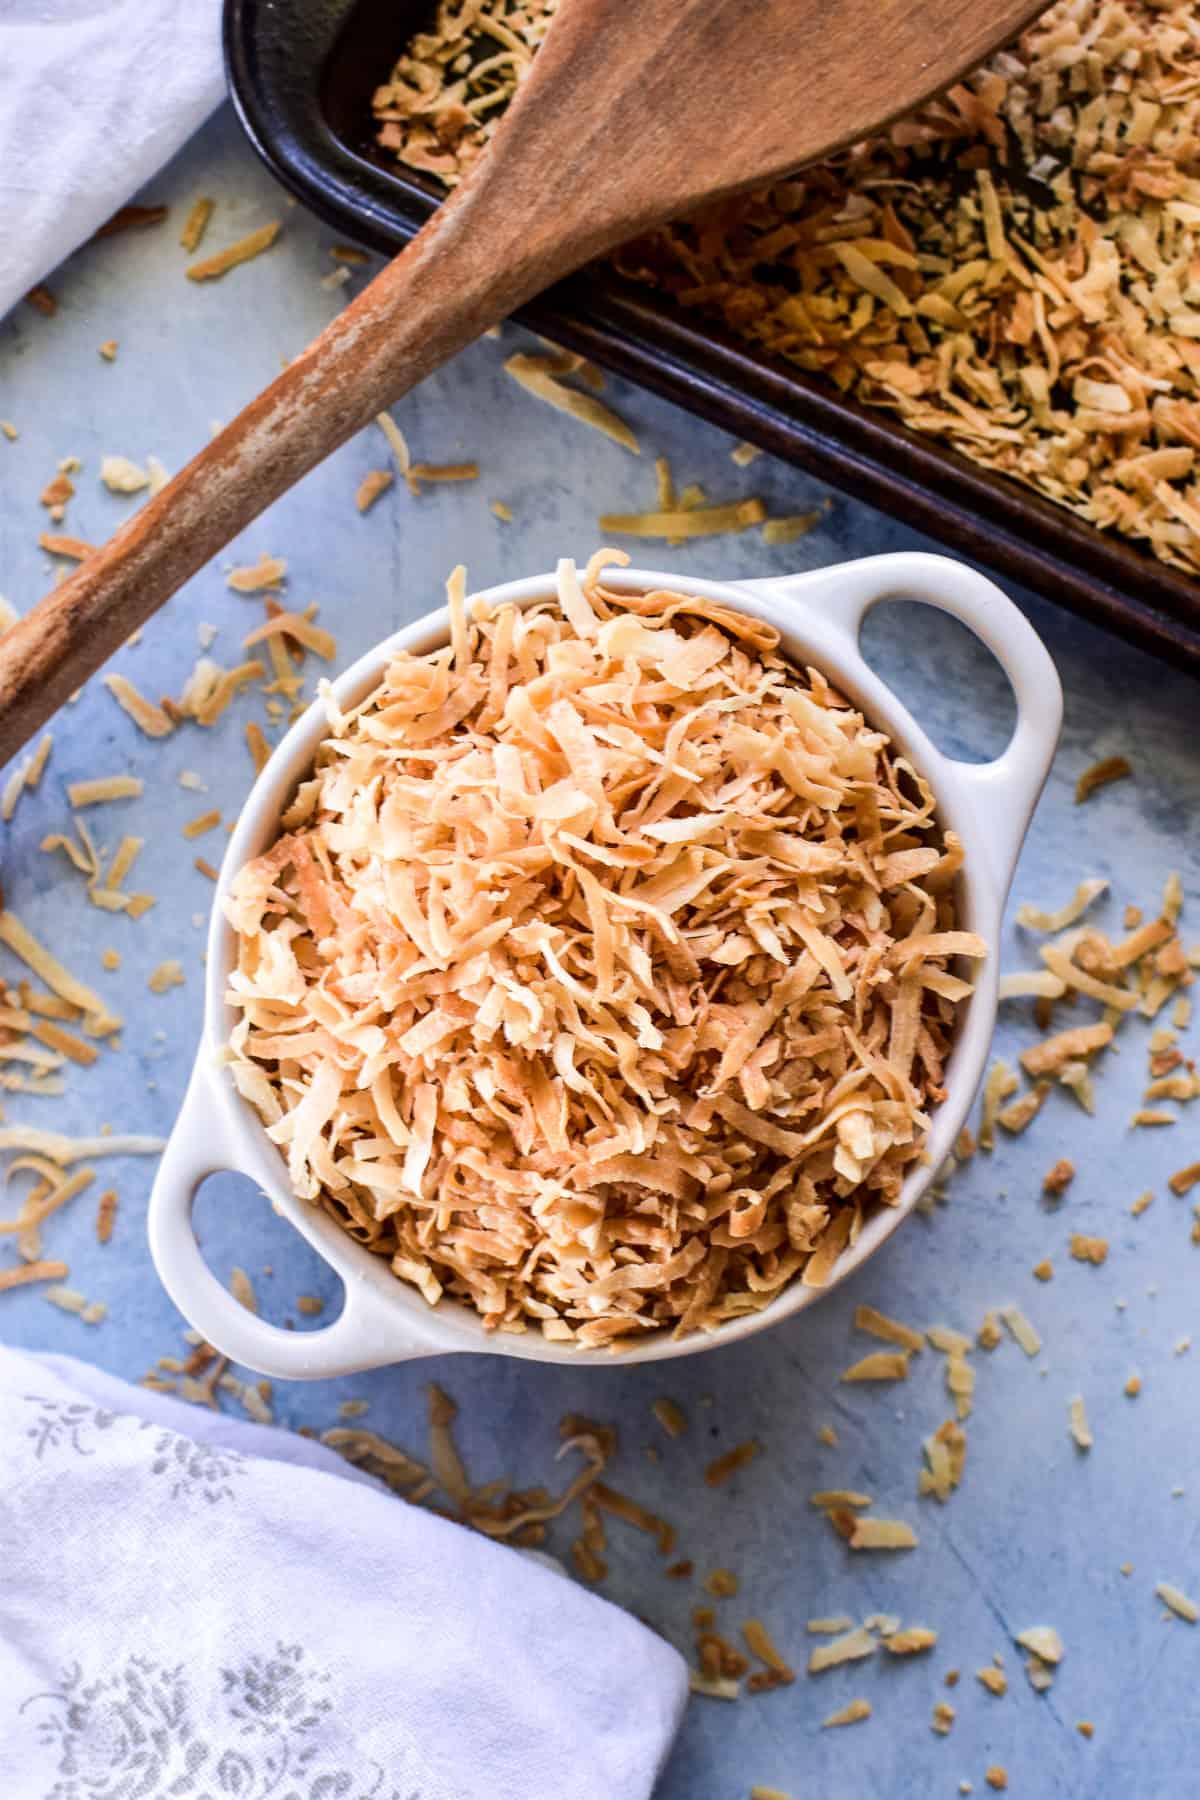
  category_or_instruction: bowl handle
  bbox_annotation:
[148,1059,445,1379]
[742,552,1062,901]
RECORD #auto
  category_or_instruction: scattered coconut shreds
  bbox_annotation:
[39,533,95,560]
[0,1128,163,1166]
[376,410,412,481]
[1001,1305,1042,1357]
[706,1442,761,1488]
[95,1189,118,1244]
[194,857,219,882]
[884,1627,938,1655]
[831,1514,918,1551]
[986,1769,1009,1793]
[40,472,74,509]
[919,1419,967,1502]
[808,1626,877,1674]
[1016,1626,1063,1665]
[0,911,119,1032]
[1043,1159,1075,1197]
[1021,1021,1113,1078]
[0,1258,69,1292]
[182,809,221,840]
[1069,1394,1094,1451]
[763,512,822,547]
[67,776,143,809]
[43,1285,105,1323]
[1033,1259,1054,1282]
[229,1267,258,1314]
[599,497,767,540]
[103,674,174,737]
[651,1397,688,1439]
[1,422,17,441]
[731,442,763,468]
[1157,1582,1199,1624]
[147,961,185,995]
[591,1481,675,1554]
[1076,756,1132,804]
[750,1790,792,1800]
[356,468,393,512]
[823,1698,871,1728]
[1070,1234,1109,1266]
[100,455,149,495]
[997,970,1067,1000]
[996,1083,1049,1135]
[505,353,640,454]
[243,611,336,661]
[490,499,514,522]
[689,1670,740,1701]
[1169,1162,1200,1197]
[1131,1192,1153,1219]
[29,1020,99,1067]
[807,1616,854,1635]
[409,461,480,488]
[227,554,287,594]
[1131,1108,1176,1127]
[931,1702,955,1735]
[178,770,207,792]
[244,721,271,775]
[179,197,214,253]
[296,1293,323,1316]
[853,1303,924,1353]
[841,1350,910,1383]
[977,1667,1008,1696]
[1016,880,1108,934]
[186,221,282,281]
[810,1489,873,1509]
[224,559,976,1346]
[704,1568,739,1598]
[979,1060,1017,1151]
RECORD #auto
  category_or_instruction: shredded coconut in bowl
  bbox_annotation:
[224,553,980,1348]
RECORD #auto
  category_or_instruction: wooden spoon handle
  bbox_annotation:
[0,199,552,765]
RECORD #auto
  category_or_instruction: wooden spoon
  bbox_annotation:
[0,0,1044,760]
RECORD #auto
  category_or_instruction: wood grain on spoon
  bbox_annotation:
[0,0,1045,762]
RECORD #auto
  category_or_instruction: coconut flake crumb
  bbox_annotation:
[822,1698,871,1728]
[1157,1582,1198,1623]
[1069,1394,1093,1451]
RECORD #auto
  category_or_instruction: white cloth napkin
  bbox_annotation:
[0,1,225,321]
[0,1345,687,1799]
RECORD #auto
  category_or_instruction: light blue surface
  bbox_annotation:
[1,110,1197,1800]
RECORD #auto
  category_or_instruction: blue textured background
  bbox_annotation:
[1,110,1197,1800]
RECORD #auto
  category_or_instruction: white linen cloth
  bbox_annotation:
[0,1,225,321]
[0,1345,688,1799]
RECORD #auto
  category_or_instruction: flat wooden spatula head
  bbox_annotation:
[475,0,1049,259]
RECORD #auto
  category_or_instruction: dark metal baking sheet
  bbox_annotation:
[225,0,1200,674]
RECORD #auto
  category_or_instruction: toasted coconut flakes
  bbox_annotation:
[39,532,94,560]
[0,911,118,1030]
[823,1698,871,1728]
[178,770,207,791]
[706,1441,760,1487]
[126,894,156,920]
[808,1626,876,1674]
[1017,880,1108,933]
[927,1325,972,1357]
[839,1515,918,1551]
[227,554,286,594]
[100,455,149,495]
[67,776,142,808]
[931,1702,955,1735]
[652,1397,688,1438]
[1131,1108,1175,1127]
[147,961,185,995]
[179,196,214,252]
[811,1490,872,1508]
[490,499,513,522]
[1043,1159,1075,1197]
[996,1084,1050,1135]
[1070,1234,1108,1266]
[763,512,821,546]
[357,468,393,512]
[243,611,336,662]
[376,411,412,479]
[592,1482,675,1553]
[43,1285,99,1320]
[102,675,174,737]
[1016,1626,1063,1665]
[1069,1394,1093,1451]
[40,472,74,509]
[244,722,272,775]
[0,423,16,442]
[30,1021,99,1066]
[187,222,281,281]
[1040,944,1138,1013]
[106,837,144,893]
[818,1425,839,1448]
[1001,1305,1041,1357]
[598,498,767,539]
[884,1628,937,1655]
[1169,1162,1200,1197]
[689,1670,740,1700]
[1033,1259,1053,1282]
[296,1293,323,1315]
[705,1568,739,1597]
[985,1769,1008,1792]
[505,353,640,453]
[807,1617,854,1635]
[977,1667,1008,1696]
[229,1267,257,1313]
[1157,1582,1198,1624]
[410,461,479,486]
[95,1189,118,1244]
[1131,1191,1153,1218]
[841,1350,910,1382]
[979,1061,1017,1150]
[749,1790,792,1800]
[854,1304,924,1352]
[183,809,221,840]
[998,970,1067,1000]
[0,1259,68,1292]
[224,570,970,1343]
[1022,1022,1112,1078]
[1060,1061,1097,1114]
[1076,756,1131,804]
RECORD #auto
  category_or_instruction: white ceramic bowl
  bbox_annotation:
[149,553,1062,1378]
